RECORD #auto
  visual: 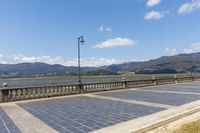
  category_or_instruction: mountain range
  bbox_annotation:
[1,52,200,77]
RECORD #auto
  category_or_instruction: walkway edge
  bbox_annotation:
[0,103,58,133]
[86,94,175,109]
[90,99,200,133]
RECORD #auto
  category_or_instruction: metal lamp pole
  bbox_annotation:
[78,36,85,84]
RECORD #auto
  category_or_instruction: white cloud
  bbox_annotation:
[144,11,166,20]
[0,54,6,64]
[92,38,136,49]
[98,25,104,32]
[0,61,7,64]
[11,55,130,67]
[98,25,112,33]
[105,27,112,32]
[183,42,200,53]
[164,48,177,56]
[147,0,161,7]
[178,0,200,14]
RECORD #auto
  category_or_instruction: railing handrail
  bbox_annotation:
[1,76,200,102]
[1,76,200,90]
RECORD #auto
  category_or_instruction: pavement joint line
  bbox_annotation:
[5,80,200,105]
[0,115,10,133]
[175,85,200,89]
[0,103,58,133]
[137,89,200,95]
[85,94,175,109]
[90,99,200,133]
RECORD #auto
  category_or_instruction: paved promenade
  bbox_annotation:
[1,82,200,133]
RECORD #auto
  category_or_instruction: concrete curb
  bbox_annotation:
[91,99,200,133]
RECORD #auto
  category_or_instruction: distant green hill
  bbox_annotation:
[0,62,97,77]
[1,52,200,77]
[106,52,200,74]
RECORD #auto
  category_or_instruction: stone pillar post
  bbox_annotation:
[122,77,127,88]
[1,83,9,102]
[152,76,157,85]
[174,75,178,84]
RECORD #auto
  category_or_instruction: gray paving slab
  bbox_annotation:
[148,86,200,93]
[97,89,200,106]
[175,82,200,87]
[0,107,21,133]
[147,83,200,93]
[18,96,164,133]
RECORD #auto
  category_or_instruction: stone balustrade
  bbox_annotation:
[1,76,200,102]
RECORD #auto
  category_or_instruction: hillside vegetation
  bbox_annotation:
[0,52,200,77]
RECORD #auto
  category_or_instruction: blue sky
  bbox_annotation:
[0,0,200,66]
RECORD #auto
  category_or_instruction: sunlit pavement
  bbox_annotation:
[1,82,200,133]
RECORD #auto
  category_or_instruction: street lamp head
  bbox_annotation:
[79,36,85,45]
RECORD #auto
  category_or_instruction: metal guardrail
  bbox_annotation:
[0,76,200,102]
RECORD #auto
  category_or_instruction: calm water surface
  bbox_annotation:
[0,74,195,88]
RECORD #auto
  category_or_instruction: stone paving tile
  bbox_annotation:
[148,85,200,93]
[0,107,21,133]
[18,96,164,133]
[175,82,200,87]
[97,89,200,106]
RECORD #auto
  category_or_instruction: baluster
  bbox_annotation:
[51,87,54,95]
[53,87,56,95]
[75,85,78,93]
[19,89,23,99]
[72,86,75,93]
[82,85,85,92]
[45,87,49,96]
[87,85,89,91]
[32,88,36,97]
[67,86,70,93]
[56,86,59,94]
[26,89,30,98]
[58,86,61,94]
[95,84,98,91]
[101,84,103,90]
[63,86,66,94]
[8,89,11,100]
[40,88,43,97]
[22,89,26,98]
[37,88,41,97]
[72,86,74,93]
[35,88,38,97]
[102,84,105,90]
[86,85,88,92]
[41,88,45,97]
[115,82,117,88]
[92,84,94,91]
[90,84,93,91]
[69,86,72,93]
[98,84,100,91]
[16,89,20,99]
[12,90,17,100]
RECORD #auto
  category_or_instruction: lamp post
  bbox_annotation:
[78,36,85,84]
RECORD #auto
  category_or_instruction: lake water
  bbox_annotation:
[0,76,142,88]
[0,74,194,88]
